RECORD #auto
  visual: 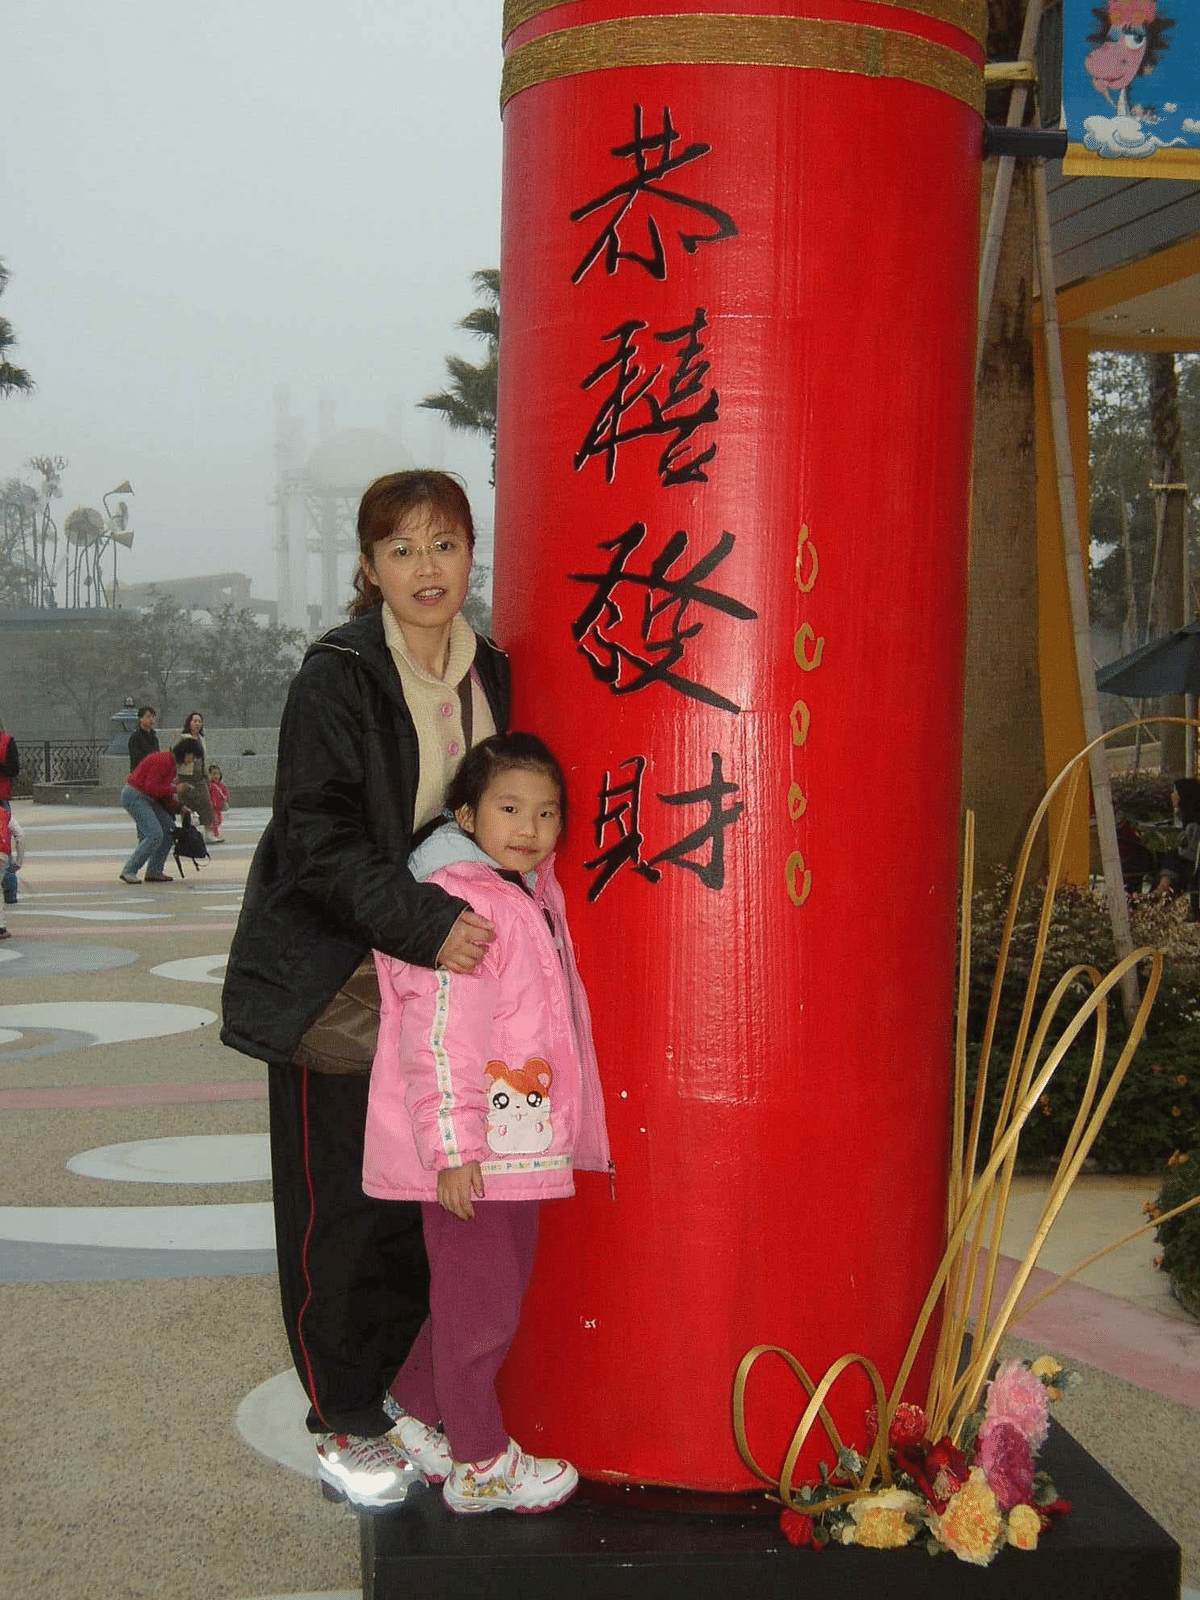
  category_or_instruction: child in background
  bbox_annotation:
[361,732,610,1516]
[207,764,229,843]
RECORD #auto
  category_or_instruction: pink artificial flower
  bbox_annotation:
[982,1361,1050,1450]
[975,1420,1035,1512]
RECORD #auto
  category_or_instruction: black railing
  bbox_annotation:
[17,739,110,790]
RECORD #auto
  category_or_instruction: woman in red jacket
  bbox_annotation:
[119,736,204,884]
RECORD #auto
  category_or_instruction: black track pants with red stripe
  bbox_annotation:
[268,1062,430,1437]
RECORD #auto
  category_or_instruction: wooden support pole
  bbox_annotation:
[1031,160,1140,1017]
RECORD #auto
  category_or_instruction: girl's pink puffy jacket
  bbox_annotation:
[363,826,611,1203]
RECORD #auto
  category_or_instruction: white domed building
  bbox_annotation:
[274,417,413,630]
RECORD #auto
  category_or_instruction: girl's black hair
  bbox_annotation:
[446,732,568,832]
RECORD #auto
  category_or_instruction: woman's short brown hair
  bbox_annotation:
[350,471,475,616]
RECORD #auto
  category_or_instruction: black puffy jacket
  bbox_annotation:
[220,608,510,1065]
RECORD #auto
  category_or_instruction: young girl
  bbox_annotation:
[207,764,229,842]
[363,732,610,1516]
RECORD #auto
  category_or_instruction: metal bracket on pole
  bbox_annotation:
[975,0,1049,382]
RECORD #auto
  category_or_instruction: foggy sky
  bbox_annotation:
[3,0,502,606]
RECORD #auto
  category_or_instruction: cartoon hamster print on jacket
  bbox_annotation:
[486,1058,553,1154]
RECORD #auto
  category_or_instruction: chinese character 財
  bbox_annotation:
[585,751,744,900]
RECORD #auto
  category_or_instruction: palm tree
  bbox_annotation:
[0,261,33,397]
[420,269,499,483]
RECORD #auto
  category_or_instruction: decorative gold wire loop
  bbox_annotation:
[733,1346,892,1510]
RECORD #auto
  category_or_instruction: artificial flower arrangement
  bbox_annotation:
[773,1361,1075,1559]
[733,728,1200,1565]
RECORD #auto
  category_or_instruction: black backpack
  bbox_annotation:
[173,813,210,877]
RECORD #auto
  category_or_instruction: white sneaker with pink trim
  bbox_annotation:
[386,1409,454,1483]
[442,1438,578,1515]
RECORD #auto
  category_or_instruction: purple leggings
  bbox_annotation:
[391,1199,540,1465]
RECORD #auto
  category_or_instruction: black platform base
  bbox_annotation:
[359,1424,1181,1600]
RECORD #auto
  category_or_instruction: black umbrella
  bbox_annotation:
[1096,622,1200,697]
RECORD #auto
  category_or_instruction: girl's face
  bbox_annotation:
[457,767,562,873]
[187,714,203,735]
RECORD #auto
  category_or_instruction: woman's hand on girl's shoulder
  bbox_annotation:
[437,1161,484,1220]
[436,910,496,974]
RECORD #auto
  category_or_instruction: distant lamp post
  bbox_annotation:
[101,480,134,606]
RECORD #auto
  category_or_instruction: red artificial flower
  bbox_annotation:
[1037,1498,1073,1532]
[863,1400,928,1450]
[780,1509,816,1547]
[896,1436,970,1512]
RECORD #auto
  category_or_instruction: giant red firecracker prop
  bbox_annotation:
[492,0,985,1491]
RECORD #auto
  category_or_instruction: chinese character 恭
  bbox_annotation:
[571,105,738,284]
[575,308,719,487]
[570,522,758,714]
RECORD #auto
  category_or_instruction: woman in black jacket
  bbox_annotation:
[222,471,509,1508]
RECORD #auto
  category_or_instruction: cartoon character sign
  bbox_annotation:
[1085,0,1174,116]
[1064,0,1195,171]
[486,1057,554,1155]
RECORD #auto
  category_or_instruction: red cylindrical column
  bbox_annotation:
[493,0,983,1491]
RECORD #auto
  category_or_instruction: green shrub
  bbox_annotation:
[1154,1154,1200,1312]
[1111,771,1175,824]
[964,877,1200,1173]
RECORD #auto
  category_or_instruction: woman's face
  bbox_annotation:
[186,714,203,735]
[361,507,472,643]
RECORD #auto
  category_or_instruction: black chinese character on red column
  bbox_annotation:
[585,756,662,903]
[584,752,745,900]
[571,105,738,284]
[570,522,758,714]
[575,309,719,486]
[647,752,743,890]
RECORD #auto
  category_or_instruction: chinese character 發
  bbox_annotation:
[570,522,758,714]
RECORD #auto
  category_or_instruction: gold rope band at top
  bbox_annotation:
[501,14,984,115]
[503,1,987,53]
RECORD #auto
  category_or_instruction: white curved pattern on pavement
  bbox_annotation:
[0,1201,273,1249]
[150,955,228,985]
[237,1371,321,1480]
[68,1133,270,1184]
[0,1000,217,1042]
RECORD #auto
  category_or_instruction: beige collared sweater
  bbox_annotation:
[381,605,496,830]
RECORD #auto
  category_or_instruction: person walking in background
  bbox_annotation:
[119,735,204,885]
[207,763,229,842]
[181,712,218,840]
[1154,776,1200,920]
[127,707,159,771]
[222,469,508,1511]
[0,719,19,905]
[0,806,20,938]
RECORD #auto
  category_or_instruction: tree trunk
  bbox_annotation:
[962,155,1046,877]
[1148,352,1188,775]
